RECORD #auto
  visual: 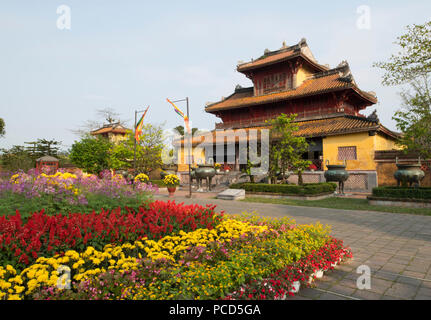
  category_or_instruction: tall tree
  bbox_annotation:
[25,139,61,158]
[36,139,61,157]
[109,123,165,175]
[267,114,310,184]
[96,107,122,125]
[69,135,113,174]
[374,20,431,159]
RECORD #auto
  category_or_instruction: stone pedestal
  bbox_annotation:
[217,189,245,200]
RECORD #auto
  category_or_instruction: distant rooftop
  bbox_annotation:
[91,122,128,135]
[36,155,59,162]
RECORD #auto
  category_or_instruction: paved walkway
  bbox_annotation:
[154,192,431,300]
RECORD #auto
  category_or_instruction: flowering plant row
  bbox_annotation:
[0,214,336,300]
[224,237,353,300]
[0,201,222,271]
[0,217,268,299]
[0,169,158,215]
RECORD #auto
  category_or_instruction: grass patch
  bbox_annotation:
[242,196,431,216]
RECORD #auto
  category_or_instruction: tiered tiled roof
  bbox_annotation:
[238,49,298,72]
[176,115,399,146]
[205,70,376,113]
[237,38,327,73]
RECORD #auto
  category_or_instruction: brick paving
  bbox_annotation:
[154,190,431,300]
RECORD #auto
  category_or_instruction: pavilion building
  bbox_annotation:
[90,122,128,143]
[176,39,400,192]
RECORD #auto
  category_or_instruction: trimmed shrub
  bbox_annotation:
[372,186,431,200]
[230,182,337,195]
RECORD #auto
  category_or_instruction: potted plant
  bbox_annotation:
[282,265,305,294]
[134,173,149,184]
[163,174,180,197]
[308,163,317,172]
[314,269,324,279]
[214,163,222,173]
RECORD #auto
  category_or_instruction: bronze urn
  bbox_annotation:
[195,164,216,191]
[324,160,350,194]
[394,157,425,187]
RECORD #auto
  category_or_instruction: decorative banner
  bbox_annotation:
[166,98,191,135]
[135,106,150,142]
[184,116,191,136]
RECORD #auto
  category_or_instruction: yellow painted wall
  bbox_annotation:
[176,132,399,172]
[108,133,127,144]
[177,146,206,172]
[296,65,314,88]
[323,132,376,170]
[374,133,399,151]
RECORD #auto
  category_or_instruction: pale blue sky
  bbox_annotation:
[1,1,430,151]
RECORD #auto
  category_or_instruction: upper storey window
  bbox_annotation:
[262,72,287,94]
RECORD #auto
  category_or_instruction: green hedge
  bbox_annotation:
[372,186,431,200]
[229,182,337,195]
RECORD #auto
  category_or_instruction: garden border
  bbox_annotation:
[367,196,431,208]
[244,191,335,201]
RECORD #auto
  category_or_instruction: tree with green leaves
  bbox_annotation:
[0,118,5,138]
[267,113,310,185]
[374,20,431,159]
[25,139,61,158]
[0,146,34,172]
[268,144,280,184]
[69,135,113,174]
[173,125,199,137]
[109,123,165,175]
[242,159,257,183]
[1,138,63,172]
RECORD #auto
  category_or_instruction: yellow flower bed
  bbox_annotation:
[0,219,269,300]
[0,212,331,300]
[36,172,80,195]
[127,222,330,300]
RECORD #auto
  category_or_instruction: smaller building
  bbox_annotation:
[36,155,59,174]
[91,122,128,143]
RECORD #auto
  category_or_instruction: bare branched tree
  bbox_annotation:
[71,107,131,137]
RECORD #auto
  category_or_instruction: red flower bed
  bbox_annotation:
[224,237,352,300]
[0,200,223,270]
